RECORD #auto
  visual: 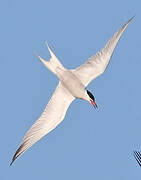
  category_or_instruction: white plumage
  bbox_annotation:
[10,17,133,165]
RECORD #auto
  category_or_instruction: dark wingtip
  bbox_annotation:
[10,142,25,166]
[133,151,141,167]
[10,152,18,166]
[121,16,135,30]
[127,15,136,24]
[10,159,14,166]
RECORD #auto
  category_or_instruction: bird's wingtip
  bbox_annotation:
[10,155,16,166]
[127,15,135,24]
[10,160,14,166]
[133,150,141,167]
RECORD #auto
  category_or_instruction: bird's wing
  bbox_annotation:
[133,151,141,166]
[72,17,133,87]
[11,82,75,165]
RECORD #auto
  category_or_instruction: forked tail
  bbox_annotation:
[35,43,65,75]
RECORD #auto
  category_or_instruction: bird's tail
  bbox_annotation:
[35,43,65,75]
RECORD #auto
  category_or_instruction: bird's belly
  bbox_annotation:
[56,68,85,98]
[63,78,85,98]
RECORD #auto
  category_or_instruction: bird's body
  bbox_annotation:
[57,69,87,99]
[10,17,133,165]
[38,47,88,100]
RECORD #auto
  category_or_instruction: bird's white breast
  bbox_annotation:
[56,67,86,99]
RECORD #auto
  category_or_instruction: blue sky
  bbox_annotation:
[0,0,141,179]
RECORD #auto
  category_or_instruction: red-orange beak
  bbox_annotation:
[90,99,98,109]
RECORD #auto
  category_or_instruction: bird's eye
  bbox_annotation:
[87,90,95,101]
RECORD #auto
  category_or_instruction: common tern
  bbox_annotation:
[10,17,133,165]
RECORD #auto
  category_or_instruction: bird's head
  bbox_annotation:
[86,90,98,109]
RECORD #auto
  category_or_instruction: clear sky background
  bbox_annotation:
[0,0,141,179]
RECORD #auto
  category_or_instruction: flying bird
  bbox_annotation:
[10,17,133,165]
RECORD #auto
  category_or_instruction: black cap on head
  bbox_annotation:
[87,90,95,101]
